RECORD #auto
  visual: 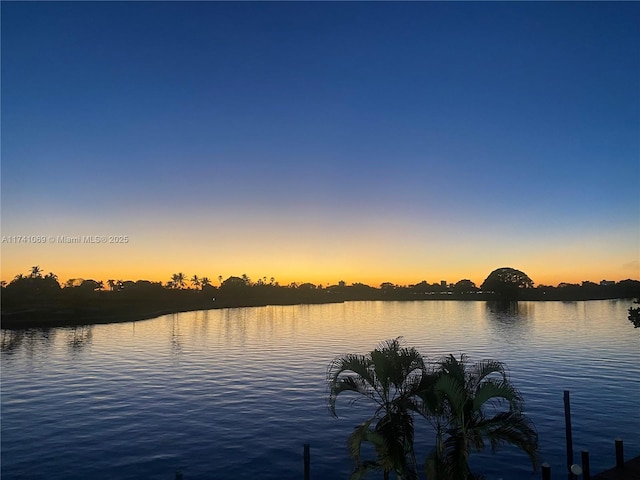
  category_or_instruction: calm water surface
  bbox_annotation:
[2,300,639,479]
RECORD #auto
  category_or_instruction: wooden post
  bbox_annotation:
[541,462,551,480]
[615,438,624,468]
[564,390,574,473]
[581,450,590,480]
[304,443,310,480]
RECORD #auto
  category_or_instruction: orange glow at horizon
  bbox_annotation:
[1,252,637,289]
[1,215,638,288]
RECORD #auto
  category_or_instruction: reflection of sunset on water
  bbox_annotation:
[2,300,638,479]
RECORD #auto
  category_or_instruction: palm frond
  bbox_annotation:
[435,373,467,417]
[439,354,467,383]
[376,410,419,480]
[348,419,380,459]
[328,353,379,415]
[414,369,443,417]
[441,430,472,480]
[329,376,380,416]
[469,359,507,390]
[476,411,540,471]
[472,378,522,413]
[427,353,539,479]
[328,353,375,388]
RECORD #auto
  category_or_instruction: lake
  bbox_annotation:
[1,300,639,480]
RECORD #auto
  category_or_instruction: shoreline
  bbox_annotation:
[1,296,636,330]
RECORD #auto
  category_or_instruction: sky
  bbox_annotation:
[1,1,639,288]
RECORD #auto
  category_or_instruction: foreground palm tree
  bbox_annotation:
[328,338,425,480]
[421,354,539,480]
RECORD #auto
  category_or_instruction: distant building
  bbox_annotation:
[440,280,447,288]
[600,280,615,286]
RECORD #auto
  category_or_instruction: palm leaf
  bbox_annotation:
[428,354,539,479]
[348,420,386,480]
[435,373,467,418]
[472,378,522,413]
[475,411,539,471]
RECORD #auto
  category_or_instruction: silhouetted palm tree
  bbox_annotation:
[421,354,539,480]
[190,275,200,290]
[328,338,425,480]
[200,277,212,289]
[30,265,43,278]
[171,273,186,289]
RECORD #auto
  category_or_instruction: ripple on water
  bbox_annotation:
[1,300,639,480]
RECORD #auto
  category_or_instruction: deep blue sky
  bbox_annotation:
[2,2,639,286]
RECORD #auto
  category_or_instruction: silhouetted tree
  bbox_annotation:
[170,273,186,289]
[421,354,539,480]
[5,269,61,303]
[220,276,249,289]
[481,267,534,300]
[65,278,84,288]
[79,279,102,292]
[190,275,200,290]
[328,338,425,480]
[411,281,430,294]
[30,265,43,278]
[453,279,478,294]
[380,282,396,293]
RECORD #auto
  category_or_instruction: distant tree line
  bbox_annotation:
[1,266,639,328]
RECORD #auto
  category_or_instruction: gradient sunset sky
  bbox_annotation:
[2,1,639,288]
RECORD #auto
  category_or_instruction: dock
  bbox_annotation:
[592,455,640,480]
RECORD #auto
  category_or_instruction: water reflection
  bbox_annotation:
[485,301,534,343]
[66,326,93,353]
[1,300,637,480]
[0,328,57,358]
[170,314,183,359]
[1,329,24,354]
[485,300,534,317]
